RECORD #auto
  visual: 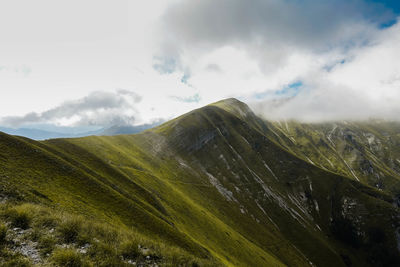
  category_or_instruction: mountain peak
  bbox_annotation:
[210,98,253,120]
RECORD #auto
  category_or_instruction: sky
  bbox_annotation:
[1,0,400,128]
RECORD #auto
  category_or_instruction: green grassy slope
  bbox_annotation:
[0,132,218,266]
[1,98,400,266]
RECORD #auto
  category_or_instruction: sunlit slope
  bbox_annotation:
[1,98,400,266]
[0,132,212,262]
[45,99,400,266]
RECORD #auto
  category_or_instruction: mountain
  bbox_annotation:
[0,122,160,141]
[261,119,400,196]
[0,98,399,266]
[99,121,163,136]
[0,126,103,141]
[0,127,73,140]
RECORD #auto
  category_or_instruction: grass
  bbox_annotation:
[58,217,83,243]
[50,248,89,267]
[262,119,400,195]
[0,223,7,245]
[4,205,32,229]
[0,202,221,266]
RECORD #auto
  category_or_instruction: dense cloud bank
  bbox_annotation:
[0,90,142,127]
[157,0,400,121]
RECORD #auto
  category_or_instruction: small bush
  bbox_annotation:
[0,223,7,244]
[51,248,89,267]
[58,217,83,243]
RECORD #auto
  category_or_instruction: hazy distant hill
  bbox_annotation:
[99,121,163,136]
[0,122,161,140]
[0,126,72,140]
[0,99,399,266]
[0,126,103,140]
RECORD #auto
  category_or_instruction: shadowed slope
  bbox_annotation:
[259,119,400,195]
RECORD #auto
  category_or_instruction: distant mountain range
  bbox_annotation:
[99,121,163,136]
[0,121,162,140]
[0,99,399,266]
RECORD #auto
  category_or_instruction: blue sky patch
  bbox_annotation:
[171,93,201,103]
[323,59,347,72]
[253,81,303,100]
[370,0,400,14]
[153,57,178,74]
[181,72,191,84]
[379,18,397,29]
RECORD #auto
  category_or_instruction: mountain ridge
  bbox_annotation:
[0,98,399,266]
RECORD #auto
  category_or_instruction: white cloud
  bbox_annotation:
[0,90,143,127]
[251,21,400,121]
[156,0,400,122]
[1,0,400,127]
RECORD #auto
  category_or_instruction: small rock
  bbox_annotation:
[17,240,41,264]
[78,244,90,254]
[127,259,136,265]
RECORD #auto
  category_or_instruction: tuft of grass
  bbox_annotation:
[34,213,59,229]
[0,257,32,267]
[119,240,141,260]
[0,223,7,245]
[51,248,90,267]
[58,216,83,243]
[4,207,32,229]
[38,234,57,256]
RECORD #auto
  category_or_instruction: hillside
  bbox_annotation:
[0,98,399,266]
[260,119,400,196]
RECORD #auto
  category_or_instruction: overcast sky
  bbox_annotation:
[1,0,400,127]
